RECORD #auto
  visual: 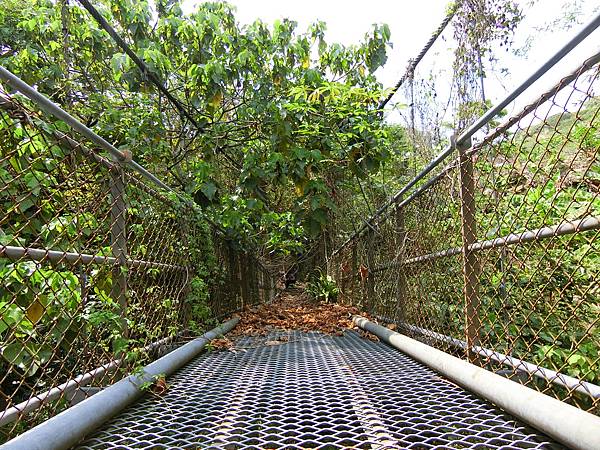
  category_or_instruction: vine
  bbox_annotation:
[452,0,523,129]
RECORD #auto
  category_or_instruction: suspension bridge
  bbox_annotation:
[1,2,600,450]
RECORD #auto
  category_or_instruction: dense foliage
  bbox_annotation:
[1,0,599,433]
[0,0,393,254]
[0,2,394,432]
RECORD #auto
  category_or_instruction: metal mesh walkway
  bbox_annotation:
[76,331,562,449]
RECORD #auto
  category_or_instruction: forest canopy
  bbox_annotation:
[0,0,397,257]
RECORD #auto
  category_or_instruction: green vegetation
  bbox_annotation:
[0,1,394,434]
[475,99,600,403]
[1,0,599,438]
[306,271,340,303]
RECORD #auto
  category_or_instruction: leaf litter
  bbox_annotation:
[209,286,374,351]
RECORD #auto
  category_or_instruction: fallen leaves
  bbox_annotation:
[209,337,234,351]
[228,287,371,337]
[153,376,169,394]
[358,328,380,342]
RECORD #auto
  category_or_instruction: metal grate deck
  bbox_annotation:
[76,331,562,449]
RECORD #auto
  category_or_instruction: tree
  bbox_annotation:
[0,0,393,255]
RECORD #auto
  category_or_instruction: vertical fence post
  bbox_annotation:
[109,164,127,335]
[351,243,357,303]
[258,267,263,304]
[239,252,250,311]
[365,230,376,312]
[394,204,408,323]
[250,259,258,306]
[178,211,192,324]
[456,136,481,362]
[227,244,239,313]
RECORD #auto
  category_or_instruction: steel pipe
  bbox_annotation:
[469,216,600,251]
[374,315,600,400]
[0,363,119,429]
[331,12,600,257]
[369,216,600,270]
[353,316,600,450]
[1,318,239,450]
[0,66,177,194]
[0,66,240,244]
[0,244,187,271]
[0,332,182,427]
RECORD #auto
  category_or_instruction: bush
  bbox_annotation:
[306,271,339,303]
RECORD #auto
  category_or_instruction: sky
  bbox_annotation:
[181,0,600,127]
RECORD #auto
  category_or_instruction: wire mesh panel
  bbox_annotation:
[331,53,600,413]
[0,89,276,442]
[471,55,600,411]
[76,331,560,450]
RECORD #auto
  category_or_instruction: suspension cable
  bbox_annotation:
[377,1,461,111]
[77,0,205,132]
[333,9,600,257]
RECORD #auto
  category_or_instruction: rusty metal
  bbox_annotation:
[330,39,600,414]
[354,316,600,450]
[457,136,481,358]
[0,85,275,442]
[75,330,561,450]
[332,13,600,258]
[394,205,408,322]
[109,165,127,333]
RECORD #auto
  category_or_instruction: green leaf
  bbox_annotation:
[567,354,585,366]
[2,341,27,366]
[201,181,217,200]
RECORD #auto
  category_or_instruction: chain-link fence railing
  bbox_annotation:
[0,85,276,442]
[331,49,600,414]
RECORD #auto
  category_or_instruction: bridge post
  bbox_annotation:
[227,244,239,313]
[350,243,358,304]
[365,230,376,313]
[249,258,258,305]
[394,204,408,323]
[109,164,128,336]
[178,209,192,324]
[456,136,481,362]
[239,252,250,310]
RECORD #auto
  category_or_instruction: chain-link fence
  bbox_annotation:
[0,87,276,442]
[331,50,600,414]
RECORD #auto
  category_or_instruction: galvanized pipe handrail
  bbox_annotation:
[0,93,115,170]
[374,315,600,400]
[2,318,240,450]
[0,245,188,271]
[0,364,117,429]
[0,66,271,270]
[374,47,600,231]
[0,66,173,192]
[354,316,600,450]
[0,331,183,427]
[0,333,182,427]
[369,216,600,272]
[332,10,600,257]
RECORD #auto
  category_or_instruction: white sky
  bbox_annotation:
[182,0,600,126]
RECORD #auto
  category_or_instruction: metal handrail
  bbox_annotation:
[374,315,600,400]
[354,316,600,450]
[0,67,272,272]
[0,66,174,193]
[332,10,600,257]
[0,245,188,271]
